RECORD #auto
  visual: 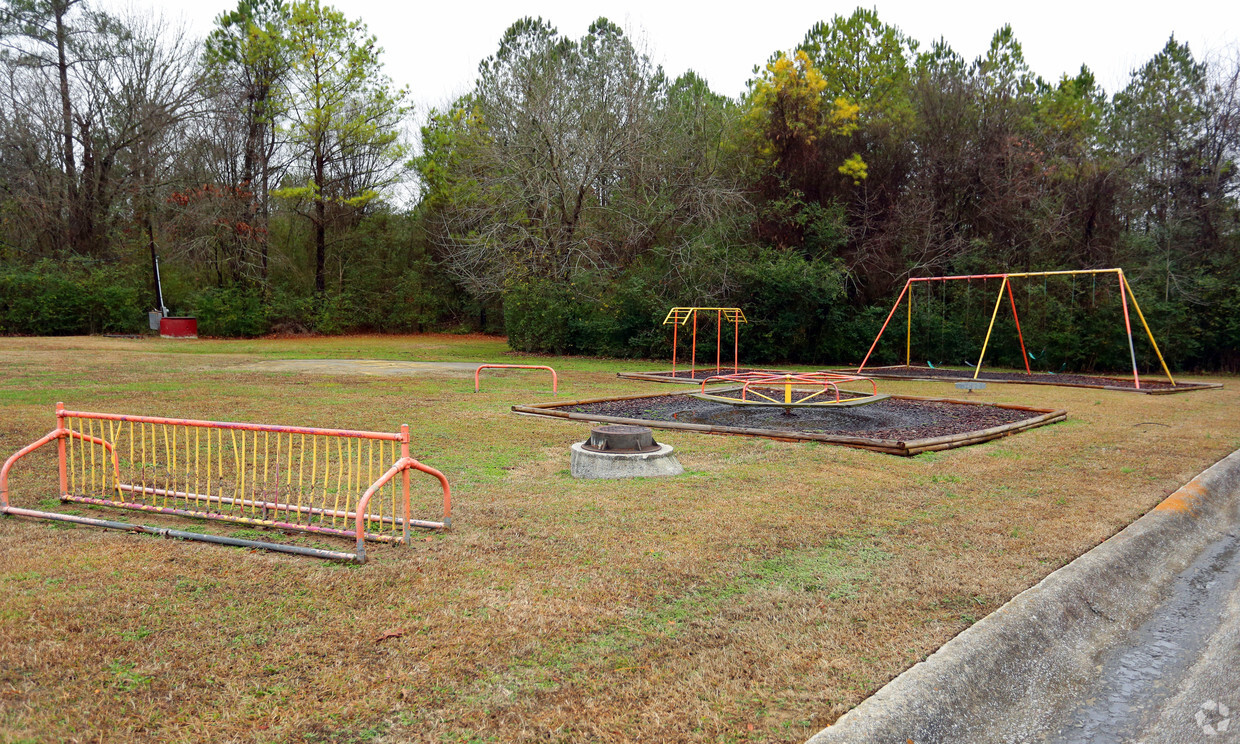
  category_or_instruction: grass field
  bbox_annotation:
[1,334,1237,744]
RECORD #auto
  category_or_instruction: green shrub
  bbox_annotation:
[0,259,145,335]
[187,287,269,337]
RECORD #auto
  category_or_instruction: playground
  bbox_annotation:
[1,334,1238,743]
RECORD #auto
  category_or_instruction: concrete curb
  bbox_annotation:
[807,447,1240,744]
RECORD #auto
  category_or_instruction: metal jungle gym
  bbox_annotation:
[664,307,747,375]
[856,268,1176,390]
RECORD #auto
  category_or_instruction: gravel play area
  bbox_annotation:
[566,395,1031,439]
[836,366,1222,393]
[515,392,1066,454]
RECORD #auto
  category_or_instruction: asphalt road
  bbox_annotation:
[1047,529,1240,743]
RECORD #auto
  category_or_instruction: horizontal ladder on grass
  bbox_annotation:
[0,404,451,563]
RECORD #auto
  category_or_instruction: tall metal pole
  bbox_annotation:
[857,280,910,372]
[733,316,739,373]
[691,311,697,374]
[716,310,721,373]
[906,282,913,367]
[152,254,168,315]
[1005,279,1031,374]
[1118,271,1141,390]
[1121,273,1176,386]
[974,277,1008,380]
[672,319,678,375]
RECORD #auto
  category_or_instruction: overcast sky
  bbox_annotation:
[109,0,1240,121]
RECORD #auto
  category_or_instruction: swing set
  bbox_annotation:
[856,268,1176,390]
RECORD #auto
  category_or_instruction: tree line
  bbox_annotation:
[1,3,1237,371]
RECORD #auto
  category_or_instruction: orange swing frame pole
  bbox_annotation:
[857,280,911,372]
[1005,279,1032,374]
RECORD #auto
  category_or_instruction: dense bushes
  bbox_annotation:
[0,260,146,335]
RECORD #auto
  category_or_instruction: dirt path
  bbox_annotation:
[233,359,481,376]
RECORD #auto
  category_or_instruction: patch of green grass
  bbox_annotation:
[986,447,1023,459]
[106,660,153,691]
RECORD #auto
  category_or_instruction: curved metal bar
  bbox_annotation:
[354,457,452,562]
[474,364,558,395]
[0,429,62,509]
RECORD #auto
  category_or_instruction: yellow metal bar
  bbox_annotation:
[64,416,75,494]
[796,388,831,404]
[389,440,397,532]
[128,421,134,499]
[305,434,314,520]
[286,431,294,489]
[747,388,782,404]
[193,426,200,509]
[296,433,305,518]
[1121,272,1176,386]
[88,419,97,493]
[271,431,280,519]
[108,419,119,499]
[293,434,303,520]
[161,424,171,507]
[367,438,375,531]
[333,437,344,528]
[663,307,747,325]
[168,424,177,497]
[78,418,86,493]
[322,435,331,527]
[259,429,266,505]
[250,428,258,515]
[183,426,192,506]
[228,429,239,502]
[140,421,148,500]
[1001,269,1121,279]
[216,427,224,507]
[354,437,363,520]
[974,277,1008,380]
[237,430,247,511]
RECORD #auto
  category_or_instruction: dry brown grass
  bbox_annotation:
[1,335,1237,744]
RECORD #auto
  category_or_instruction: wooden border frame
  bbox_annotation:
[513,388,1067,456]
[834,366,1223,395]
